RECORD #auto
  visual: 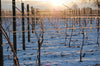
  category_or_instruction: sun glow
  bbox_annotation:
[21,0,26,1]
[50,0,64,7]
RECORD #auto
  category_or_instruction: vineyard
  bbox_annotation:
[0,0,100,66]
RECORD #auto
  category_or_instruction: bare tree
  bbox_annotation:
[80,8,85,62]
[92,0,100,7]
[35,18,44,66]
[80,29,85,62]
[0,24,19,66]
[90,0,100,46]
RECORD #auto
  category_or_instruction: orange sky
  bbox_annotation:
[2,0,97,10]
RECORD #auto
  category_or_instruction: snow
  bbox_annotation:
[2,17,100,66]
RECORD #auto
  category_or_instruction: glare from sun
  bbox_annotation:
[21,0,25,1]
[50,0,64,7]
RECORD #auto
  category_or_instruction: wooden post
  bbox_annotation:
[12,0,17,65]
[22,3,25,50]
[97,2,100,46]
[83,8,86,27]
[79,9,81,27]
[64,10,68,46]
[31,7,35,33]
[69,10,74,47]
[36,8,39,24]
[12,0,17,53]
[27,4,30,42]
[0,0,3,66]
[90,8,92,31]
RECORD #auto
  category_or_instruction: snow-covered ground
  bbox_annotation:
[2,18,100,66]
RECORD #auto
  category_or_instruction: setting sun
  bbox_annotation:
[50,0,64,7]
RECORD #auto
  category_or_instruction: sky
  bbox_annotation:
[1,0,98,10]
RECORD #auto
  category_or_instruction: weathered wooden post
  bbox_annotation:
[80,9,82,25]
[12,0,18,65]
[69,10,74,47]
[36,8,39,24]
[21,3,25,50]
[90,8,92,31]
[97,0,100,46]
[27,4,30,42]
[31,7,35,33]
[74,9,76,25]
[12,0,17,53]
[0,0,3,66]
[79,9,81,27]
[83,8,86,27]
[64,10,68,46]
